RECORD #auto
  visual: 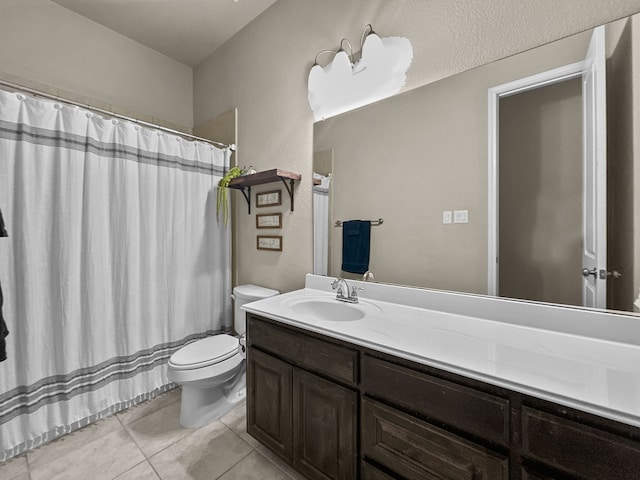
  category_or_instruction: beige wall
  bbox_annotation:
[608,16,640,311]
[499,79,583,306]
[194,0,640,294]
[314,31,591,294]
[0,1,193,131]
[313,149,333,177]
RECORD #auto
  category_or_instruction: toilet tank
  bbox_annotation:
[232,284,279,335]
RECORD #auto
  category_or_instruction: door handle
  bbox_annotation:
[582,268,622,279]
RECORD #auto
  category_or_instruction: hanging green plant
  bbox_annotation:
[217,166,245,226]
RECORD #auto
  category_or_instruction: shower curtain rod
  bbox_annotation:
[0,79,235,151]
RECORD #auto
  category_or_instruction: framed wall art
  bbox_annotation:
[256,189,281,208]
[256,213,282,229]
[257,235,283,251]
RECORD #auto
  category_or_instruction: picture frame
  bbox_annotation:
[257,235,283,251]
[256,189,282,208]
[256,213,282,229]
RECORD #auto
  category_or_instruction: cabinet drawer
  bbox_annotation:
[522,407,640,480]
[361,462,397,480]
[363,355,509,445]
[363,399,508,480]
[248,315,358,385]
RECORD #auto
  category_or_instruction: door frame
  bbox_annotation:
[487,61,585,296]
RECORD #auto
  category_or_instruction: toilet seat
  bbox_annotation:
[169,334,239,371]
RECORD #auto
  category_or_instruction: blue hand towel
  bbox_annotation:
[341,220,371,274]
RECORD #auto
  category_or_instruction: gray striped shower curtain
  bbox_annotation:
[0,89,232,460]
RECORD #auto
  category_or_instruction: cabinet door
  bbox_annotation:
[293,368,357,480]
[247,348,293,462]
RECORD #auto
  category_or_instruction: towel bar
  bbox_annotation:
[334,218,383,227]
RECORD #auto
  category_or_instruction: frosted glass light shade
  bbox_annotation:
[308,33,413,121]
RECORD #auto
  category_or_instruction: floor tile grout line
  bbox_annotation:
[114,413,164,480]
[223,421,255,449]
[208,415,283,480]
[223,416,302,480]
[109,459,151,480]
[13,395,291,480]
[26,393,179,476]
[1,455,32,480]
[213,449,254,480]
[116,405,247,479]
[25,453,31,480]
[26,416,128,477]
[143,420,253,480]
[254,447,303,480]
[115,389,181,428]
[25,389,181,469]
[117,397,199,462]
[224,425,301,480]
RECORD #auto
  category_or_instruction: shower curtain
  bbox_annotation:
[313,173,331,276]
[0,90,232,461]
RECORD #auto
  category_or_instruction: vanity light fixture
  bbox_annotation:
[308,24,413,121]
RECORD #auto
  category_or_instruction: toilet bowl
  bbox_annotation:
[167,284,279,428]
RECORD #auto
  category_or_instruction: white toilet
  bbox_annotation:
[167,284,279,428]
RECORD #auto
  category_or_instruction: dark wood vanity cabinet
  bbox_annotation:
[246,313,640,480]
[246,315,357,480]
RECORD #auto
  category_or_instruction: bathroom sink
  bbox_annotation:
[284,296,381,322]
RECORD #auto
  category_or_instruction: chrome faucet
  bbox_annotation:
[330,277,360,303]
[362,271,375,282]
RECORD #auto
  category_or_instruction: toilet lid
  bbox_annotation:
[169,334,239,369]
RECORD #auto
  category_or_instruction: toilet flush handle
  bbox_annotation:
[238,333,247,358]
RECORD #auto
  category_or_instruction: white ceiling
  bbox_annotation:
[52,0,279,67]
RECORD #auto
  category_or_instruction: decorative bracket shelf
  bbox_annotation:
[228,168,302,214]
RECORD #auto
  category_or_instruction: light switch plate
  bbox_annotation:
[443,211,452,224]
[454,210,468,223]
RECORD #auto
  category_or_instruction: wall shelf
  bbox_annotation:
[228,168,302,214]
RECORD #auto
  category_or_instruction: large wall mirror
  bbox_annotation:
[313,14,640,315]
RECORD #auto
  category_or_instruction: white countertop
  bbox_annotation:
[243,275,640,429]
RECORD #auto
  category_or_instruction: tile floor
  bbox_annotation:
[0,389,306,480]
